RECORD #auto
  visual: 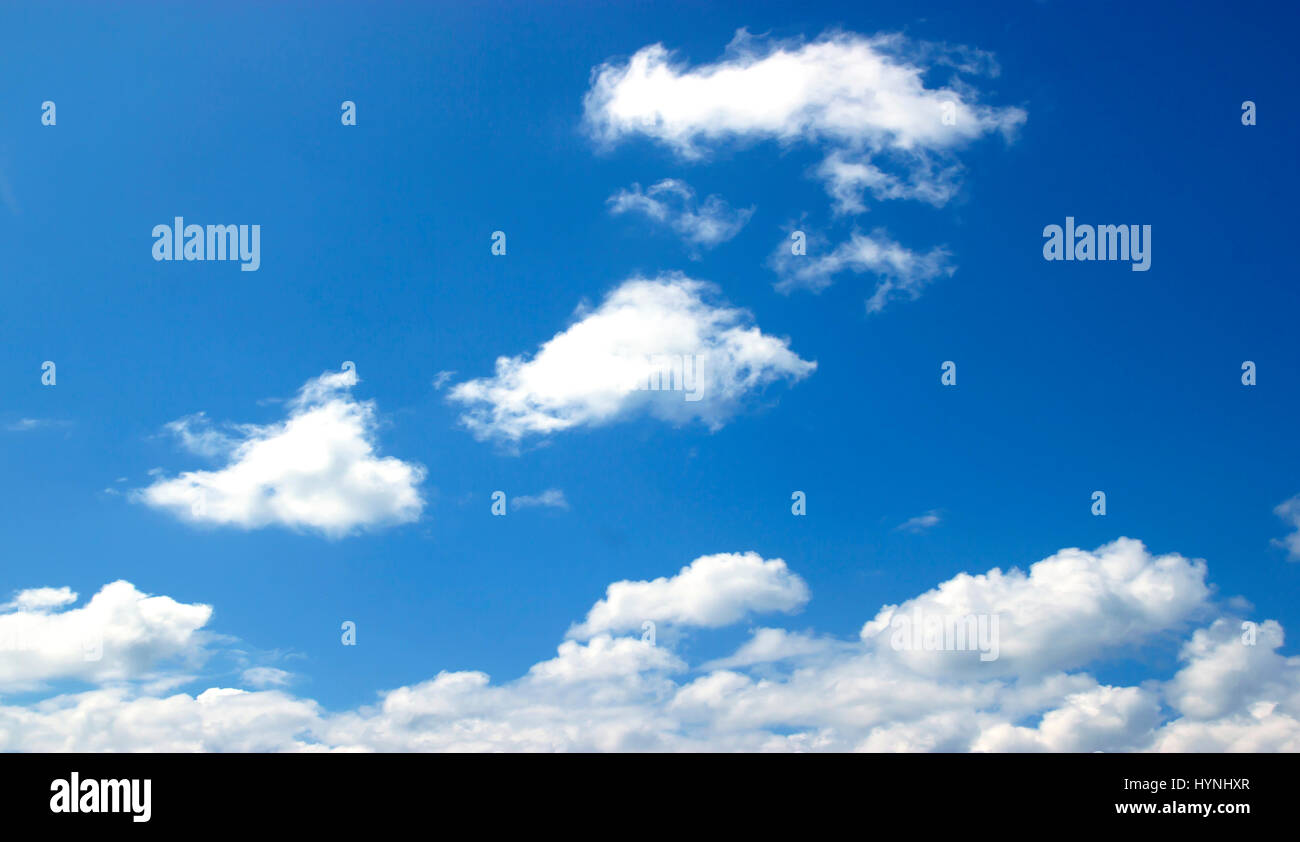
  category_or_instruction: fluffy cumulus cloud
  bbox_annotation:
[770,229,955,311]
[607,178,754,252]
[583,30,1024,213]
[449,275,815,442]
[0,582,211,691]
[568,552,810,639]
[2,539,1298,752]
[586,30,1022,313]
[1153,619,1300,751]
[859,539,1211,678]
[136,369,425,537]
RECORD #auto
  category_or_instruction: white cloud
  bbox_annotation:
[897,510,942,533]
[2,539,1296,752]
[771,229,955,311]
[607,178,753,252]
[1273,494,1300,560]
[699,628,842,671]
[1162,618,1295,721]
[241,667,293,689]
[860,538,1210,677]
[817,151,964,215]
[4,586,77,611]
[0,687,326,752]
[568,552,811,639]
[0,581,212,692]
[449,275,815,442]
[136,370,425,537]
[526,635,684,685]
[1149,707,1300,752]
[972,685,1163,752]
[162,413,240,458]
[512,489,569,510]
[5,418,50,432]
[583,30,1024,212]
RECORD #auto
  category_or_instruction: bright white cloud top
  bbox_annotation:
[0,582,211,691]
[583,30,1025,213]
[2,539,1297,752]
[136,369,426,537]
[568,551,810,639]
[586,30,1022,314]
[449,275,816,441]
[860,539,1210,677]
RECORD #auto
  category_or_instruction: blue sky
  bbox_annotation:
[1,1,1298,751]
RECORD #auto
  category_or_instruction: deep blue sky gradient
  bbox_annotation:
[1,0,1297,709]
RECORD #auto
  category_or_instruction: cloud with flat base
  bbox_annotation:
[136,369,425,537]
[449,275,815,443]
[4,539,1297,752]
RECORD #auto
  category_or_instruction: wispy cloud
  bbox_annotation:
[607,178,753,254]
[897,510,942,533]
[1273,495,1300,561]
[4,418,70,433]
[241,666,293,689]
[770,229,955,311]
